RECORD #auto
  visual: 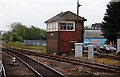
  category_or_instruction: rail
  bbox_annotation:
[2,48,66,77]
[5,47,120,73]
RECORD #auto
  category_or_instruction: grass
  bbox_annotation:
[82,52,120,66]
[7,42,47,54]
[95,58,120,66]
[21,46,47,54]
[7,42,23,47]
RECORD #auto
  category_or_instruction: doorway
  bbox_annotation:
[69,41,77,54]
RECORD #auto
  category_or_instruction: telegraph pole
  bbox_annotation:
[76,0,81,42]
[77,0,81,16]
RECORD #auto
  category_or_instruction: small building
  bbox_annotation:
[24,40,46,46]
[84,29,107,46]
[84,23,107,46]
[45,11,86,54]
[91,23,102,30]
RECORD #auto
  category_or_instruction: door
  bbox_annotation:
[69,42,75,54]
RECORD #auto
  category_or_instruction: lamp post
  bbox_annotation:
[4,31,7,47]
[23,29,25,43]
[0,31,3,48]
[7,25,13,42]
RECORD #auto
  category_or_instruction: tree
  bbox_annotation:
[102,1,120,44]
[7,22,47,42]
[11,22,26,40]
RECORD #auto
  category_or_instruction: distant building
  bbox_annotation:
[84,23,106,46]
[84,30,106,46]
[91,23,102,30]
[84,30,103,38]
[45,11,86,54]
[111,0,120,2]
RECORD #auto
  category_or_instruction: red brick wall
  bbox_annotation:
[47,32,58,54]
[59,21,83,53]
[47,39,58,53]
[47,21,84,54]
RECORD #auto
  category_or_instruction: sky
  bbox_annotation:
[0,0,111,31]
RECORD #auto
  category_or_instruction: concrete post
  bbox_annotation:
[117,35,120,53]
[88,45,94,60]
[75,43,83,59]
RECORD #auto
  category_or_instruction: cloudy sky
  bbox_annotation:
[0,0,111,31]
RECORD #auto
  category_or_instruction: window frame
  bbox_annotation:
[46,22,58,32]
[59,21,75,31]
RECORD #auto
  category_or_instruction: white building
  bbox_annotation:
[111,0,120,2]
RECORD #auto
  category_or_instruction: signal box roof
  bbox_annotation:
[45,11,87,23]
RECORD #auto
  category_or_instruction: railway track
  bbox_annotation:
[0,61,6,77]
[9,47,120,61]
[2,48,66,77]
[4,47,120,74]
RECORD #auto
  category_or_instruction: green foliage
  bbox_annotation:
[102,1,120,43]
[7,42,23,47]
[3,22,47,42]
[2,31,12,42]
[24,26,46,40]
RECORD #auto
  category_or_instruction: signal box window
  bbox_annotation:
[60,21,75,31]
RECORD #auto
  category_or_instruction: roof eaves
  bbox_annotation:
[44,12,66,23]
[68,11,87,21]
[45,11,87,23]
